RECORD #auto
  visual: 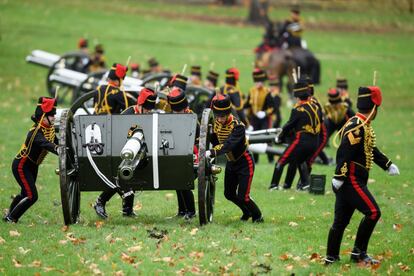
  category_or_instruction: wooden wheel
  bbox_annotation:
[185,86,214,119]
[47,52,91,104]
[197,108,216,225]
[59,109,81,225]
[73,70,106,100]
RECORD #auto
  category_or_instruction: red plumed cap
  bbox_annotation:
[368,86,382,106]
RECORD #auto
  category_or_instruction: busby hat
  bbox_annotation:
[305,76,314,96]
[148,57,159,68]
[130,63,140,71]
[252,68,267,83]
[211,94,232,116]
[293,79,310,99]
[34,97,57,121]
[228,67,240,81]
[169,74,188,91]
[207,70,219,87]
[138,87,157,110]
[225,69,236,86]
[167,88,189,112]
[108,63,128,81]
[190,65,202,77]
[291,4,300,14]
[95,44,104,54]
[336,78,348,89]
[357,86,382,110]
[78,38,88,49]
[327,88,342,104]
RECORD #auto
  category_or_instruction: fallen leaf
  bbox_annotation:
[95,221,104,229]
[28,260,42,268]
[263,253,272,257]
[398,263,410,272]
[393,224,402,232]
[127,245,142,252]
[61,225,69,232]
[288,221,298,227]
[121,252,135,264]
[310,253,320,260]
[13,258,23,268]
[165,193,174,200]
[9,230,21,237]
[410,248,414,255]
[114,270,124,276]
[59,240,68,245]
[133,202,142,211]
[279,254,289,261]
[191,265,201,274]
[285,264,294,271]
[190,228,199,236]
[371,262,381,271]
[0,236,5,244]
[189,251,204,260]
[18,247,31,255]
[162,257,173,263]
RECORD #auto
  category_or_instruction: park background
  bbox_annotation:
[0,0,414,274]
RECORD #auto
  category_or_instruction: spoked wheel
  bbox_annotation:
[185,86,214,120]
[73,70,106,101]
[141,72,171,90]
[47,52,91,104]
[59,109,81,225]
[197,108,216,225]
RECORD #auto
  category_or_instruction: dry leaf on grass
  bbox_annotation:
[285,264,294,271]
[288,221,298,227]
[95,221,104,229]
[121,252,135,264]
[12,258,23,268]
[18,247,31,255]
[127,245,142,252]
[114,270,124,276]
[9,230,21,237]
[279,254,289,261]
[0,236,5,244]
[309,253,320,260]
[61,225,69,232]
[28,260,42,268]
[189,251,204,260]
[393,224,402,232]
[398,263,410,272]
[165,193,174,200]
[190,228,199,236]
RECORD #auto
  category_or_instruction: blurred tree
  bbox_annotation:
[248,0,269,25]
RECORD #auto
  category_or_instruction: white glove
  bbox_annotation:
[205,150,212,159]
[387,164,400,176]
[332,178,344,191]
[247,125,254,132]
[256,111,266,119]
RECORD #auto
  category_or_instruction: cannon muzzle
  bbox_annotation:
[118,127,147,180]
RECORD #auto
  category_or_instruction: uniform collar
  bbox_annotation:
[356,112,367,121]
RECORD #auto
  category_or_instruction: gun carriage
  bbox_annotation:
[58,92,218,226]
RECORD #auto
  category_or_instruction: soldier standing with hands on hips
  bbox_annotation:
[205,94,263,223]
[325,86,400,265]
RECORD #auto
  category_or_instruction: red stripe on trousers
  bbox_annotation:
[309,124,327,165]
[279,132,301,165]
[17,158,33,199]
[244,152,254,202]
[349,162,378,220]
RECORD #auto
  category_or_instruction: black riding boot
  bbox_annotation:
[122,193,136,217]
[297,162,310,190]
[245,200,263,223]
[354,216,379,253]
[284,163,296,189]
[5,197,32,223]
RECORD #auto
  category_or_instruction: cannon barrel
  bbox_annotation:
[119,129,146,180]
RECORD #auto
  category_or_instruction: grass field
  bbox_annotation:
[1,0,414,274]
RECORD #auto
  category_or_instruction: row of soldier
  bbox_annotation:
[4,60,401,267]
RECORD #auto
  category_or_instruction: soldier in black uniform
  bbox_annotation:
[189,65,202,86]
[217,69,248,126]
[325,86,400,265]
[167,88,197,220]
[336,78,352,108]
[206,94,263,222]
[268,77,282,128]
[93,63,131,115]
[94,88,157,219]
[324,88,355,144]
[269,80,320,190]
[88,44,106,73]
[245,69,274,163]
[204,70,219,91]
[4,97,59,223]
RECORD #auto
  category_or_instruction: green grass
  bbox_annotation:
[1,0,414,274]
